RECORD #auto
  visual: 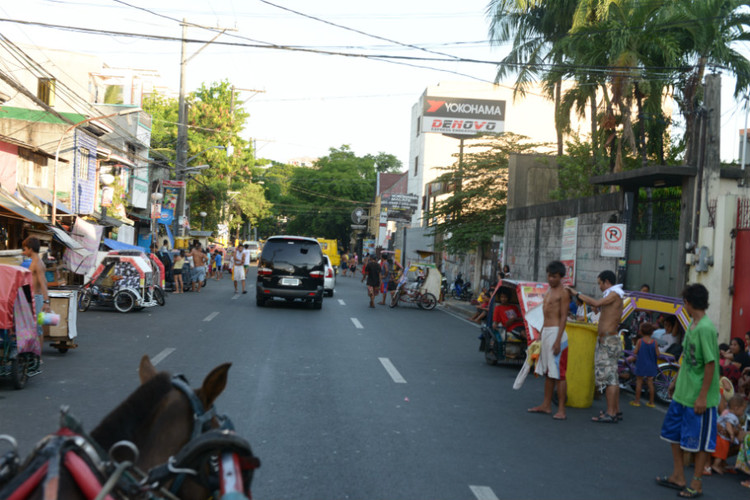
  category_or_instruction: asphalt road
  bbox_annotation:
[1,270,746,500]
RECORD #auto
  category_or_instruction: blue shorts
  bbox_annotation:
[194,266,206,283]
[660,401,717,453]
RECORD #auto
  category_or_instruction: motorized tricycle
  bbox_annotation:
[77,251,164,313]
[0,264,41,389]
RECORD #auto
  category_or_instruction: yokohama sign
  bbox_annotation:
[422,96,506,136]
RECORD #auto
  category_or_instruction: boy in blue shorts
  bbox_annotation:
[656,283,720,498]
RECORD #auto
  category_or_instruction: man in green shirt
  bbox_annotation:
[656,284,720,498]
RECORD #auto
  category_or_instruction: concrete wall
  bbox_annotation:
[507,154,559,208]
[505,193,622,295]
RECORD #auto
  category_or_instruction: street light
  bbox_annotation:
[51,107,142,225]
[199,211,207,231]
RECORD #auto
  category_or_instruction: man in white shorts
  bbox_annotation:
[233,243,246,294]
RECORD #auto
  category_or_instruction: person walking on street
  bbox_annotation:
[22,236,50,371]
[363,255,381,308]
[630,322,661,408]
[566,270,624,423]
[190,243,207,293]
[233,244,247,294]
[378,254,391,305]
[243,243,251,277]
[214,250,223,280]
[655,283,720,498]
[527,261,570,421]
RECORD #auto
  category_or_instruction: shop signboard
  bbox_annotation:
[381,193,419,210]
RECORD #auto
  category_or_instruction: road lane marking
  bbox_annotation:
[378,357,406,384]
[231,293,240,300]
[338,299,346,306]
[351,318,363,329]
[203,312,220,322]
[469,485,499,500]
[151,348,175,366]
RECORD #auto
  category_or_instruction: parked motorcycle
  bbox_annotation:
[450,273,473,301]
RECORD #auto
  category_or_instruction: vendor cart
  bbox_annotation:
[43,287,79,353]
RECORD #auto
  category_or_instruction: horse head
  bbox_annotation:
[2,355,257,500]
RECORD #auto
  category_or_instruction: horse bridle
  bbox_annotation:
[143,374,261,499]
[0,375,260,500]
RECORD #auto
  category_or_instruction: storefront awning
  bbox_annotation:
[102,237,149,254]
[17,184,72,214]
[0,191,48,223]
[49,226,91,257]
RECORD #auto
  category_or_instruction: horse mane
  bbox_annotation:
[90,372,173,451]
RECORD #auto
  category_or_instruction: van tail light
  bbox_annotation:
[325,267,333,278]
[310,270,324,279]
[257,267,272,276]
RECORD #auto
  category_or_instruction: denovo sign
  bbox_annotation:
[422,96,506,136]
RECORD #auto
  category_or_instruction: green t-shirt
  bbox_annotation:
[672,315,720,408]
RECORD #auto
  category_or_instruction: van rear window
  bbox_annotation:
[262,240,322,265]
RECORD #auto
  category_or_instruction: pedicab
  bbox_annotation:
[77,251,164,313]
[389,263,441,310]
[479,279,548,366]
[0,264,41,389]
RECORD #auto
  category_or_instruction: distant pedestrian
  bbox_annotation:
[630,322,660,408]
[340,253,349,277]
[189,243,207,293]
[349,255,357,278]
[378,254,390,305]
[214,249,223,280]
[655,283,720,498]
[243,243,251,275]
[233,244,246,294]
[22,236,50,371]
[172,250,185,293]
[363,255,381,308]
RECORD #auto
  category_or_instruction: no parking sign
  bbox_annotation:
[601,223,627,257]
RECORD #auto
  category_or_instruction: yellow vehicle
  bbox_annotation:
[316,238,340,268]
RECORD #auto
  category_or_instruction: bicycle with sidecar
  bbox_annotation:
[77,251,165,313]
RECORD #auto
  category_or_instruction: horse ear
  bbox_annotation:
[197,362,231,408]
[139,355,158,384]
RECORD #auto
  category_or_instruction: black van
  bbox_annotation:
[255,236,325,309]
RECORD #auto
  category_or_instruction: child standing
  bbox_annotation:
[709,394,747,475]
[630,322,660,408]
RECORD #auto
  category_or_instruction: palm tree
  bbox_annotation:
[486,0,579,155]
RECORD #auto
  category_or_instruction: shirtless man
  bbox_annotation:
[566,270,624,423]
[22,237,50,365]
[528,261,570,420]
[190,243,208,293]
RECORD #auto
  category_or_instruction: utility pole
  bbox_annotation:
[173,19,236,241]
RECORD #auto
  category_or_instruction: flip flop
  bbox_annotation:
[655,476,685,490]
[552,414,567,420]
[677,486,702,498]
[527,408,551,414]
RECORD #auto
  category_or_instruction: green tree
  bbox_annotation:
[282,145,378,245]
[427,133,544,254]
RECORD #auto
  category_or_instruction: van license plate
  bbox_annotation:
[280,278,300,286]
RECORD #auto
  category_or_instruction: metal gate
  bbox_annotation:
[625,193,681,296]
[731,198,750,339]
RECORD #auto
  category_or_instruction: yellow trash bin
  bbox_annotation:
[565,322,599,408]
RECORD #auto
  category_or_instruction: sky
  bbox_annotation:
[0,0,748,166]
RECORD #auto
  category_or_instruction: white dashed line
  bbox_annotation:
[351,318,363,329]
[151,348,176,366]
[338,299,346,306]
[469,485,499,500]
[203,312,220,322]
[231,294,240,300]
[378,357,406,384]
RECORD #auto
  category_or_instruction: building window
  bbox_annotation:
[37,78,56,106]
[414,155,419,176]
[78,147,90,180]
[416,117,421,137]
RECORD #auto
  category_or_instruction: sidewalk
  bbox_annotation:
[439,296,479,321]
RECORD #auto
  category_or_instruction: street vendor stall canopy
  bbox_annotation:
[0,191,48,223]
[102,237,149,255]
[0,264,32,329]
[49,226,91,257]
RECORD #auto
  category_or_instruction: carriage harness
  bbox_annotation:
[0,374,261,500]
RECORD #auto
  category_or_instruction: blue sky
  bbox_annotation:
[0,0,747,165]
